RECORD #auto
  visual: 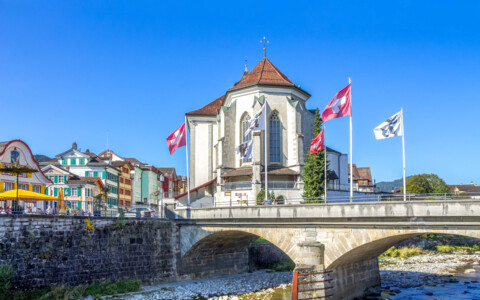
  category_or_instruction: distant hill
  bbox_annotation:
[34,154,51,163]
[376,177,412,193]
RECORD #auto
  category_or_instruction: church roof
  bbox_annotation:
[186,58,303,116]
[186,95,224,116]
[229,58,295,91]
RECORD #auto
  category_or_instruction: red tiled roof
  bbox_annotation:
[221,168,253,178]
[174,178,216,199]
[186,95,225,116]
[229,58,295,91]
[262,167,298,175]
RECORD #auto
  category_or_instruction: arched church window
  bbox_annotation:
[241,114,252,163]
[269,111,281,163]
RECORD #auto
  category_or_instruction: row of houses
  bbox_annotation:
[0,140,186,214]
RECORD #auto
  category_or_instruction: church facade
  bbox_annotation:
[184,58,348,207]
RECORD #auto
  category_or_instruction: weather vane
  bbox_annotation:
[260,36,269,58]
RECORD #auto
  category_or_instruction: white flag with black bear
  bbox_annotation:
[236,139,253,160]
[244,104,266,137]
[374,111,404,140]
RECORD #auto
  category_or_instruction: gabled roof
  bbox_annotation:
[157,167,176,178]
[357,167,372,182]
[228,58,295,91]
[449,184,480,193]
[186,95,224,116]
[124,157,143,165]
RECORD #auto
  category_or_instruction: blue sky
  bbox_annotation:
[1,1,479,184]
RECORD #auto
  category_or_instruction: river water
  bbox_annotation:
[120,254,480,299]
[236,257,480,300]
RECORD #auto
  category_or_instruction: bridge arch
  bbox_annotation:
[178,226,306,278]
[324,227,480,269]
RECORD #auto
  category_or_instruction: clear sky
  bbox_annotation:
[1,1,479,184]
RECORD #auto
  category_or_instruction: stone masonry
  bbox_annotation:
[0,215,179,289]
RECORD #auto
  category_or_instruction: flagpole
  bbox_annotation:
[324,124,327,203]
[185,117,191,208]
[349,78,353,202]
[264,100,268,202]
[401,107,406,201]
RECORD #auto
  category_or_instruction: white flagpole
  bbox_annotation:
[349,78,353,202]
[185,117,191,207]
[264,101,268,202]
[401,107,406,201]
[324,124,327,203]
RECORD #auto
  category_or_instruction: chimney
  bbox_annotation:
[72,142,77,150]
[86,149,90,153]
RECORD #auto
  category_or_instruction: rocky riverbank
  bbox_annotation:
[112,253,480,300]
[116,270,292,300]
[379,253,480,288]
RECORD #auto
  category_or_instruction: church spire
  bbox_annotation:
[245,56,248,72]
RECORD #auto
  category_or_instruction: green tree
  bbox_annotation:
[256,187,275,205]
[302,108,327,202]
[404,173,450,194]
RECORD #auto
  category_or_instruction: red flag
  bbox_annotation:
[166,122,186,155]
[321,83,351,122]
[309,129,325,154]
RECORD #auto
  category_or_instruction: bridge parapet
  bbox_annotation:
[173,200,480,221]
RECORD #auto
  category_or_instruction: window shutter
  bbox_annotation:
[54,176,58,183]
[85,171,89,177]
[102,172,105,179]
[45,188,49,195]
[54,188,58,197]
[93,171,97,177]
[78,188,81,196]
[78,201,81,209]
[27,184,32,191]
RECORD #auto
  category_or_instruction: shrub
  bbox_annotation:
[379,246,422,259]
[270,259,295,272]
[0,264,14,292]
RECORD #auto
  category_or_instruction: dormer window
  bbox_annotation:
[62,158,68,165]
[70,158,76,165]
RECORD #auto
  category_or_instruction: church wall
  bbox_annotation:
[188,118,216,188]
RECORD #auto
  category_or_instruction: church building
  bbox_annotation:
[182,57,349,207]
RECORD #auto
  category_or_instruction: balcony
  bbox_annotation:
[262,181,298,189]
[221,181,252,191]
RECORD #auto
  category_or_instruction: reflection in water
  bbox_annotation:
[238,284,292,300]
[237,264,480,299]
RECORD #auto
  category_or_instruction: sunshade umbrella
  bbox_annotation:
[0,189,58,200]
[58,188,65,213]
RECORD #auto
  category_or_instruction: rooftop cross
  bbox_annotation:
[260,36,269,58]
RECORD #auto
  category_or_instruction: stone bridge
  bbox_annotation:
[173,200,480,299]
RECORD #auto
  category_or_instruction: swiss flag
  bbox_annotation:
[166,122,186,155]
[321,83,351,122]
[309,129,325,154]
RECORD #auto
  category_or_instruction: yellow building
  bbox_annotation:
[0,139,51,193]
[112,161,133,209]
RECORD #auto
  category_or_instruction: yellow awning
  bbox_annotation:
[0,189,58,200]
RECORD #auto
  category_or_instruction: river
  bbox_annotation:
[118,254,480,300]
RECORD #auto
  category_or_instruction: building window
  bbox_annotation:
[241,113,252,163]
[269,111,281,163]
[62,158,68,165]
[70,158,76,165]
[79,158,85,165]
[4,182,13,191]
[32,185,41,193]
[71,188,78,196]
[59,176,65,183]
